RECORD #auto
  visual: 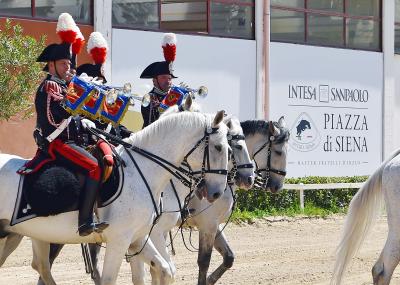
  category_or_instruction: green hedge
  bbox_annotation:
[235,176,369,215]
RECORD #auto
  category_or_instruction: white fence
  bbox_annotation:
[283,183,364,210]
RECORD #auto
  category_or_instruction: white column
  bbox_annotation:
[255,0,266,119]
[383,0,396,159]
[94,0,113,82]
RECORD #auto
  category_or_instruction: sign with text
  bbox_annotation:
[270,43,383,177]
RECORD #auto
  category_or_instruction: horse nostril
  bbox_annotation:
[213,192,221,200]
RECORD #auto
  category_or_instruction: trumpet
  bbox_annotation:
[105,83,151,107]
[178,83,208,99]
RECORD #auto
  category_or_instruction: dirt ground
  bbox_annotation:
[0,215,398,285]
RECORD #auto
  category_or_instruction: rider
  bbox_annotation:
[140,33,178,128]
[34,42,108,236]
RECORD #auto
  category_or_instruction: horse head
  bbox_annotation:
[241,117,290,193]
[189,111,230,202]
[224,115,254,190]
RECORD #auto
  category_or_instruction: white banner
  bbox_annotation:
[270,43,383,177]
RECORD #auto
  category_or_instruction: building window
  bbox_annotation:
[271,0,381,51]
[112,0,159,29]
[112,0,255,40]
[0,0,92,24]
[395,0,400,53]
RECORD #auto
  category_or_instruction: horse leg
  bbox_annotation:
[0,233,23,267]
[372,230,400,285]
[37,243,65,285]
[207,229,234,285]
[149,231,176,284]
[31,239,56,285]
[128,237,173,285]
[89,243,102,285]
[129,256,146,285]
[197,230,217,285]
[101,237,133,285]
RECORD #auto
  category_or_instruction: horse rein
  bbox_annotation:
[252,136,287,190]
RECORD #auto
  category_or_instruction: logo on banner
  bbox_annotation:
[289,112,321,152]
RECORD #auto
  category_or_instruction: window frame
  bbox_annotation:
[112,0,255,40]
[395,1,400,54]
[0,0,94,25]
[271,0,382,52]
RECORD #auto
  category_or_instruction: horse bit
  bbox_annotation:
[252,136,287,190]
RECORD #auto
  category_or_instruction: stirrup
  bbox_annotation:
[78,223,96,237]
[93,222,109,233]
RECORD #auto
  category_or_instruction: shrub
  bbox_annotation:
[0,19,45,120]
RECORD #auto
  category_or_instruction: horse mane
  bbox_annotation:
[240,120,289,144]
[125,112,225,148]
[160,102,202,118]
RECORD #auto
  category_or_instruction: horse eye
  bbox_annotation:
[215,145,222,152]
[234,144,243,150]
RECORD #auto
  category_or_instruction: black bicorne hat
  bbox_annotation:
[76,63,107,83]
[140,61,177,79]
[37,43,72,63]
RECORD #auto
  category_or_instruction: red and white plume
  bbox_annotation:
[162,33,177,62]
[72,26,85,55]
[56,13,77,44]
[87,32,108,65]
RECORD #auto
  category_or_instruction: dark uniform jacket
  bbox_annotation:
[140,88,167,129]
[34,74,80,144]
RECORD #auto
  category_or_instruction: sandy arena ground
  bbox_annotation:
[0,215,398,285]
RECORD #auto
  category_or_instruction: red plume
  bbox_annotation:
[72,29,85,55]
[162,33,177,62]
[87,32,108,65]
[90,47,107,65]
[56,13,77,44]
[72,37,85,54]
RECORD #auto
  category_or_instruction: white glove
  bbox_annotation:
[81,118,96,130]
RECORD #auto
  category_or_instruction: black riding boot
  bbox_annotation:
[78,178,109,236]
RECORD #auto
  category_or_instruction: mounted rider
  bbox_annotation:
[140,33,178,128]
[30,14,108,237]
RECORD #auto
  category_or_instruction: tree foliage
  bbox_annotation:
[0,19,45,121]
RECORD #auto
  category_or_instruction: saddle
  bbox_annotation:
[11,142,124,226]
[17,140,114,182]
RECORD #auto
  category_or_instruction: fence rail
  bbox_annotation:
[283,183,364,210]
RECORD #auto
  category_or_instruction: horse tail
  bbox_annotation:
[331,148,400,285]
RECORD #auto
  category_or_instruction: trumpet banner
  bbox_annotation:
[65,76,131,125]
[158,86,187,113]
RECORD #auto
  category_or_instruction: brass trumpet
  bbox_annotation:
[106,83,151,107]
[178,83,208,99]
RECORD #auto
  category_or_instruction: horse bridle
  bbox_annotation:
[226,133,254,186]
[252,136,287,190]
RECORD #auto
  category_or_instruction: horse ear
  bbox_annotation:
[268,121,280,137]
[184,95,192,111]
[223,114,232,129]
[212,110,225,127]
[226,119,232,129]
[278,116,286,128]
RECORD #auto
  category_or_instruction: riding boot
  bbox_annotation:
[78,178,109,236]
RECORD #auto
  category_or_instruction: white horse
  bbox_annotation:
[331,148,400,285]
[0,111,230,285]
[128,116,289,285]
